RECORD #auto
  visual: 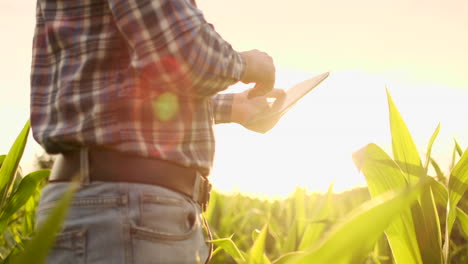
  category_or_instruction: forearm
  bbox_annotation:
[107,0,245,98]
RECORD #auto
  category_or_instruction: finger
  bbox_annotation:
[248,81,274,99]
[247,83,264,98]
[265,88,286,99]
[249,97,270,115]
[265,89,286,110]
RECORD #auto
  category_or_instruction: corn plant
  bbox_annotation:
[352,89,468,264]
[209,182,427,264]
[0,121,47,260]
[284,180,429,264]
[0,121,76,263]
[208,173,427,263]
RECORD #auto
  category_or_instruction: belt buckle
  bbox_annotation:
[195,172,212,211]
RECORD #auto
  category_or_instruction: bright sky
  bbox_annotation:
[1,0,467,197]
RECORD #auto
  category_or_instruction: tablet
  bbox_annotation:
[244,72,329,133]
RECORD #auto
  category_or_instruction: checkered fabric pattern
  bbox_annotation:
[30,0,245,173]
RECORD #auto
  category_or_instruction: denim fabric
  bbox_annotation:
[36,182,210,264]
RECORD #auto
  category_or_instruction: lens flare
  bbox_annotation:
[151,92,179,121]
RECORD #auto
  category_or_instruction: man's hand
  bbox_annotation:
[231,88,285,126]
[240,50,275,98]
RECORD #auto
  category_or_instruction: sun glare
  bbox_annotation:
[212,69,468,197]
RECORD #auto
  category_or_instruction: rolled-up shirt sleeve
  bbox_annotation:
[107,0,245,98]
[211,94,234,124]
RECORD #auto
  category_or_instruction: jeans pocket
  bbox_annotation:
[131,194,198,241]
[46,228,87,264]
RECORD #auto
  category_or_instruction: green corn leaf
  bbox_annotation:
[2,241,25,263]
[298,183,334,250]
[203,190,217,224]
[287,181,427,264]
[353,143,422,264]
[454,139,463,156]
[387,90,442,263]
[11,181,78,264]
[429,177,468,234]
[11,168,24,196]
[272,251,303,264]
[456,209,468,237]
[424,124,440,174]
[0,155,6,167]
[208,236,246,263]
[414,193,443,262]
[430,177,448,206]
[283,219,298,252]
[22,194,38,235]
[386,89,422,182]
[370,234,390,264]
[431,158,446,184]
[297,221,322,252]
[248,224,270,264]
[0,121,30,208]
[444,148,468,261]
[251,228,261,247]
[411,188,443,264]
[450,139,463,171]
[294,188,306,238]
[0,170,50,234]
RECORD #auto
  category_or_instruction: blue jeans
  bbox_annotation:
[36,182,211,263]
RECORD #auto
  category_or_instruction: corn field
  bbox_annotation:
[0,89,467,263]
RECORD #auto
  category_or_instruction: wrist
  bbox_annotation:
[231,92,249,124]
[239,52,254,84]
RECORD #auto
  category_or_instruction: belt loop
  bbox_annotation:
[80,147,90,186]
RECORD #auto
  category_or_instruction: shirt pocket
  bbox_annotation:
[131,194,198,241]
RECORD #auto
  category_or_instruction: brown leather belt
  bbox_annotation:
[48,148,212,210]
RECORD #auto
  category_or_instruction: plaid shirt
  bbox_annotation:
[30,0,245,174]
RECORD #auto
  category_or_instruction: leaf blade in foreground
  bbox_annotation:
[208,236,246,263]
[353,143,422,264]
[248,224,270,264]
[386,89,422,181]
[288,181,427,264]
[12,182,78,264]
[0,170,50,234]
[387,90,442,263]
[0,121,30,207]
[444,148,468,261]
